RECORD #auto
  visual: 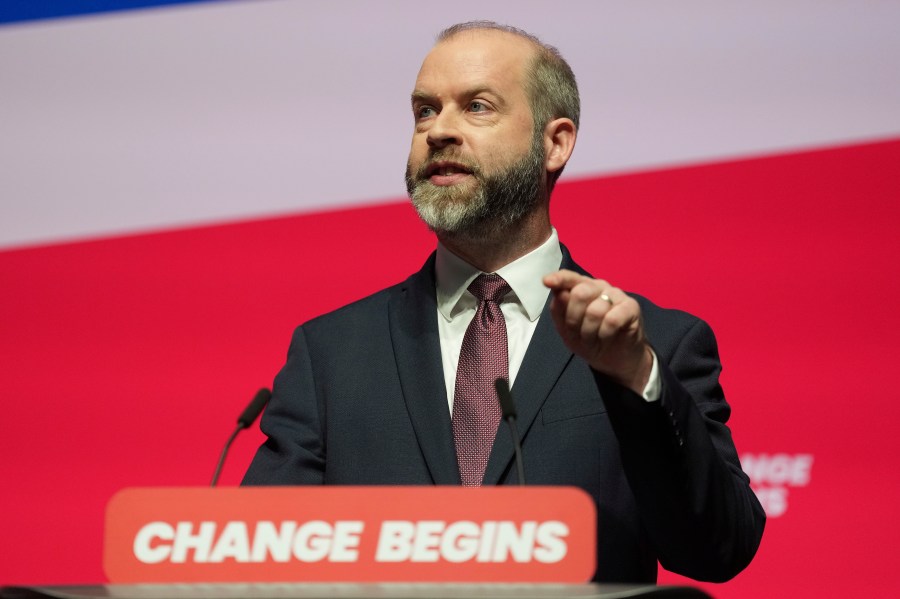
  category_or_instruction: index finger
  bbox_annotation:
[543,269,590,291]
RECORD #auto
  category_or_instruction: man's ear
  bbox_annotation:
[543,118,577,174]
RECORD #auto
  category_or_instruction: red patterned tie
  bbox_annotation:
[452,273,511,487]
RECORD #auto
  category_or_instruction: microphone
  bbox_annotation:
[495,378,525,486]
[211,388,272,486]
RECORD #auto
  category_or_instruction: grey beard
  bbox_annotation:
[405,137,545,243]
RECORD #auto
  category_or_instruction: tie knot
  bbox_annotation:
[468,273,511,303]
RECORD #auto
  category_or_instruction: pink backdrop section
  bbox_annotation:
[2,139,899,597]
[4,0,899,250]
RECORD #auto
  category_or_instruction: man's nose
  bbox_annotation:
[427,110,462,149]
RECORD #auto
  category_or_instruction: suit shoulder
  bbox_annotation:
[298,265,431,337]
[565,250,708,340]
[630,292,700,327]
[628,292,716,356]
[302,282,396,332]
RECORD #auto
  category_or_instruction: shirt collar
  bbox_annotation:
[435,228,563,323]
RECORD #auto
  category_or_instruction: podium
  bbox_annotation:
[0,583,712,598]
[0,487,714,598]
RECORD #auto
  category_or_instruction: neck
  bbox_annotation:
[437,209,552,273]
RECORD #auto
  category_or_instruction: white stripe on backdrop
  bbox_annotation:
[2,0,899,249]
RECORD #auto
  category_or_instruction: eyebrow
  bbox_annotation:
[410,90,434,106]
[410,86,505,108]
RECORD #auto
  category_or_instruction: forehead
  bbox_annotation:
[414,30,535,97]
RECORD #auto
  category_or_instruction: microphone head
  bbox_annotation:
[237,388,272,428]
[494,378,517,419]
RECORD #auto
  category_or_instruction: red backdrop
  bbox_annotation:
[2,140,898,597]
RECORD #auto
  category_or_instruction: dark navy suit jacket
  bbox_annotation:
[243,249,765,583]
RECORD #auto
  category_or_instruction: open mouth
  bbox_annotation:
[422,160,476,186]
[425,161,473,178]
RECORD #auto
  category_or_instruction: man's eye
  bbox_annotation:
[417,106,437,119]
[469,101,486,112]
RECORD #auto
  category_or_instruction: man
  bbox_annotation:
[244,22,765,583]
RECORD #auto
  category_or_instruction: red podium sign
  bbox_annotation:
[104,486,596,583]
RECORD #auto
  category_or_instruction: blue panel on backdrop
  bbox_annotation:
[0,0,231,25]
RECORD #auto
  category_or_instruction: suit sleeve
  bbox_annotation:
[242,326,326,485]
[595,317,765,582]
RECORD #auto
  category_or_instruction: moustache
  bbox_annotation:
[415,150,482,181]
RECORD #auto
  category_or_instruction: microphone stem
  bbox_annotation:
[210,424,243,487]
[506,416,525,486]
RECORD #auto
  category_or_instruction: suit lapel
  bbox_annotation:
[388,254,461,485]
[482,247,585,485]
[482,298,574,485]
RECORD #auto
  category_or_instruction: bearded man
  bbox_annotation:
[244,21,765,584]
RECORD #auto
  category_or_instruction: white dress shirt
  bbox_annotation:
[435,229,661,413]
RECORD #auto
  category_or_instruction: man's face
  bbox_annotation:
[405,31,546,240]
